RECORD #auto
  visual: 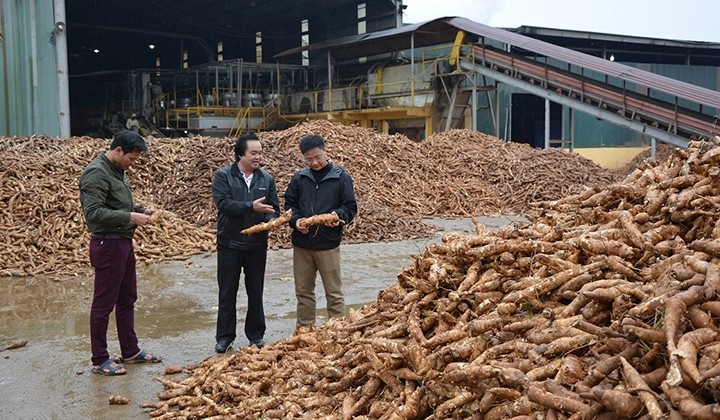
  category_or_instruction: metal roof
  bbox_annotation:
[65,0,364,72]
[275,17,720,109]
[447,17,720,109]
[514,25,720,48]
[274,16,464,60]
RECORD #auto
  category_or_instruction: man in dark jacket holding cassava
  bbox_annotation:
[212,133,280,352]
[284,134,357,332]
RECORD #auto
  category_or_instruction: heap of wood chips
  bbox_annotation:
[0,120,619,278]
[143,137,720,419]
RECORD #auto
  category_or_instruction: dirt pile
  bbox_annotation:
[147,138,720,418]
[1,121,618,278]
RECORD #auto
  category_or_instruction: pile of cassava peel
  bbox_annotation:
[0,120,618,278]
[145,137,720,419]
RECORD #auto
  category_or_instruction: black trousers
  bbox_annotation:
[215,245,267,343]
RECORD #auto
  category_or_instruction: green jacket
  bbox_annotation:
[79,153,145,238]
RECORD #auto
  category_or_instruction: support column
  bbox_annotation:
[495,85,500,138]
[569,108,575,153]
[471,75,477,131]
[651,137,657,160]
[327,51,332,112]
[544,98,550,149]
[54,1,70,137]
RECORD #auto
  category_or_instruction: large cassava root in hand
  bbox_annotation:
[240,209,292,235]
[300,212,344,228]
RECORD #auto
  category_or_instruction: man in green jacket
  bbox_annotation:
[79,130,162,375]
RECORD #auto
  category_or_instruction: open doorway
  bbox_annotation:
[511,94,562,148]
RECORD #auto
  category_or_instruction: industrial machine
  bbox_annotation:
[131,52,457,139]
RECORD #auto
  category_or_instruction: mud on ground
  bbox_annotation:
[0,216,524,420]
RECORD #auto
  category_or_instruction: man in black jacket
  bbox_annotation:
[212,133,280,352]
[284,134,357,331]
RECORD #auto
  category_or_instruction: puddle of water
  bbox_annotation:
[0,216,525,419]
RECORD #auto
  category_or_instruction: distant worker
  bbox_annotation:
[284,134,357,333]
[126,113,141,133]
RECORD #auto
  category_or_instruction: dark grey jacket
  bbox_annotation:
[79,153,145,238]
[212,163,280,250]
[284,163,357,250]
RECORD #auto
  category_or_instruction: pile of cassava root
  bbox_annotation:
[0,120,619,278]
[146,137,720,419]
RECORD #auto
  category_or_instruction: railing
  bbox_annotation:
[257,101,281,132]
[120,100,139,115]
[152,43,471,134]
[228,108,251,138]
[228,101,280,137]
[159,85,281,136]
[282,49,458,115]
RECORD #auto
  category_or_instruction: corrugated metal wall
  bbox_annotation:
[0,0,60,137]
[474,62,719,148]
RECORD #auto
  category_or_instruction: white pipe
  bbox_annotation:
[495,86,500,138]
[471,76,477,131]
[239,59,243,104]
[54,0,70,137]
[569,108,575,153]
[396,0,403,28]
[327,51,332,112]
[544,98,550,149]
[276,60,280,95]
[410,32,414,98]
[651,137,657,160]
[30,1,40,132]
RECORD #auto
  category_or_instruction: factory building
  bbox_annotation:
[1,0,719,167]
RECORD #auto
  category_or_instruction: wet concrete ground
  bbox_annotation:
[0,216,524,420]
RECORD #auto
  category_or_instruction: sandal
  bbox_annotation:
[92,359,126,376]
[122,349,162,364]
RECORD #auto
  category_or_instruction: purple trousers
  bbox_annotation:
[89,237,141,365]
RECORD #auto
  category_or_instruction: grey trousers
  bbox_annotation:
[292,246,345,325]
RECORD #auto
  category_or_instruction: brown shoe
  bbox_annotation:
[293,324,315,336]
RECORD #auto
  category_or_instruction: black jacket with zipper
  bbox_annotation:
[284,162,357,250]
[212,163,280,250]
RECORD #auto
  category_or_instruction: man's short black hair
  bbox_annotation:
[111,130,147,154]
[299,134,325,153]
[234,133,260,162]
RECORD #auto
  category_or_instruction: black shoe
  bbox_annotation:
[249,339,264,349]
[215,340,231,353]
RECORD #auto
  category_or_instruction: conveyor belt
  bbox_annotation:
[465,45,715,147]
[447,18,720,147]
[275,16,719,146]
